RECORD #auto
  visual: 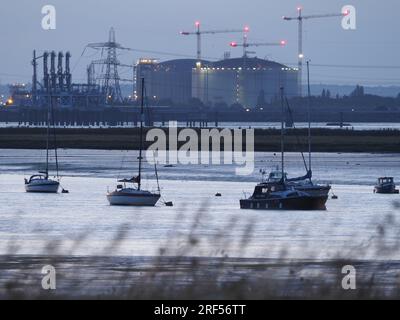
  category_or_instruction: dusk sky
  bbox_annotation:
[0,0,399,86]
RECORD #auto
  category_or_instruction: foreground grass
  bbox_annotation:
[1,202,400,300]
[1,255,400,300]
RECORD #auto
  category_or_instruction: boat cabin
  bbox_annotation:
[25,174,47,184]
[377,177,395,185]
[253,182,287,198]
[264,170,287,183]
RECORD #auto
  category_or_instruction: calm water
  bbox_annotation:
[0,149,399,260]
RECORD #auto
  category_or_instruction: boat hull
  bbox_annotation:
[374,186,399,194]
[240,195,328,211]
[25,181,60,193]
[295,185,331,197]
[107,191,160,206]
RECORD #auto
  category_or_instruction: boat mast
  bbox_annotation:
[138,78,145,191]
[154,162,161,194]
[45,91,51,179]
[306,60,312,179]
[280,87,285,181]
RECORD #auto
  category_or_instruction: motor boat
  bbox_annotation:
[374,177,399,194]
[240,181,328,211]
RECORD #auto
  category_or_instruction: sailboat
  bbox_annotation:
[107,78,161,206]
[264,61,331,198]
[240,87,328,210]
[25,95,61,193]
[290,61,331,197]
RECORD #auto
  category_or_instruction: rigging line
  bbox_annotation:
[282,62,400,70]
[50,96,59,178]
[46,93,50,176]
[117,151,127,180]
[285,96,308,173]
[144,83,153,133]
[72,47,87,73]
[127,47,219,61]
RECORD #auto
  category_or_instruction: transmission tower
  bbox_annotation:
[87,28,131,104]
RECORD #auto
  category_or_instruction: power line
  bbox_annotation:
[283,62,400,70]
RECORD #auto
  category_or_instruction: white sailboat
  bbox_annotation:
[25,95,61,193]
[107,78,161,206]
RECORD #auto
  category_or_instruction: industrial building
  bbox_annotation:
[136,58,210,105]
[137,57,298,108]
[9,27,298,110]
[193,57,298,107]
[31,50,105,109]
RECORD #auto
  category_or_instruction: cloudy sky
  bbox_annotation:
[0,0,399,86]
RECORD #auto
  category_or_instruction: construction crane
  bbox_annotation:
[283,6,348,95]
[230,39,286,58]
[180,22,248,64]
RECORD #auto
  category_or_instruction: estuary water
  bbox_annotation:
[0,149,399,260]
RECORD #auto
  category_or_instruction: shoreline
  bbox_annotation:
[1,127,400,152]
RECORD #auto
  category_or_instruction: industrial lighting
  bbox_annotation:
[299,53,304,59]
[6,98,13,105]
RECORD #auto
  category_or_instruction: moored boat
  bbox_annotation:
[240,181,328,210]
[107,187,160,206]
[240,86,329,211]
[263,168,331,197]
[25,94,65,194]
[107,78,161,207]
[374,177,399,194]
[25,174,59,193]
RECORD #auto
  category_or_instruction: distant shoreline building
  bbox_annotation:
[193,57,298,108]
[136,57,299,108]
[136,58,210,105]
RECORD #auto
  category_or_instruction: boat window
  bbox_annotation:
[268,171,287,182]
